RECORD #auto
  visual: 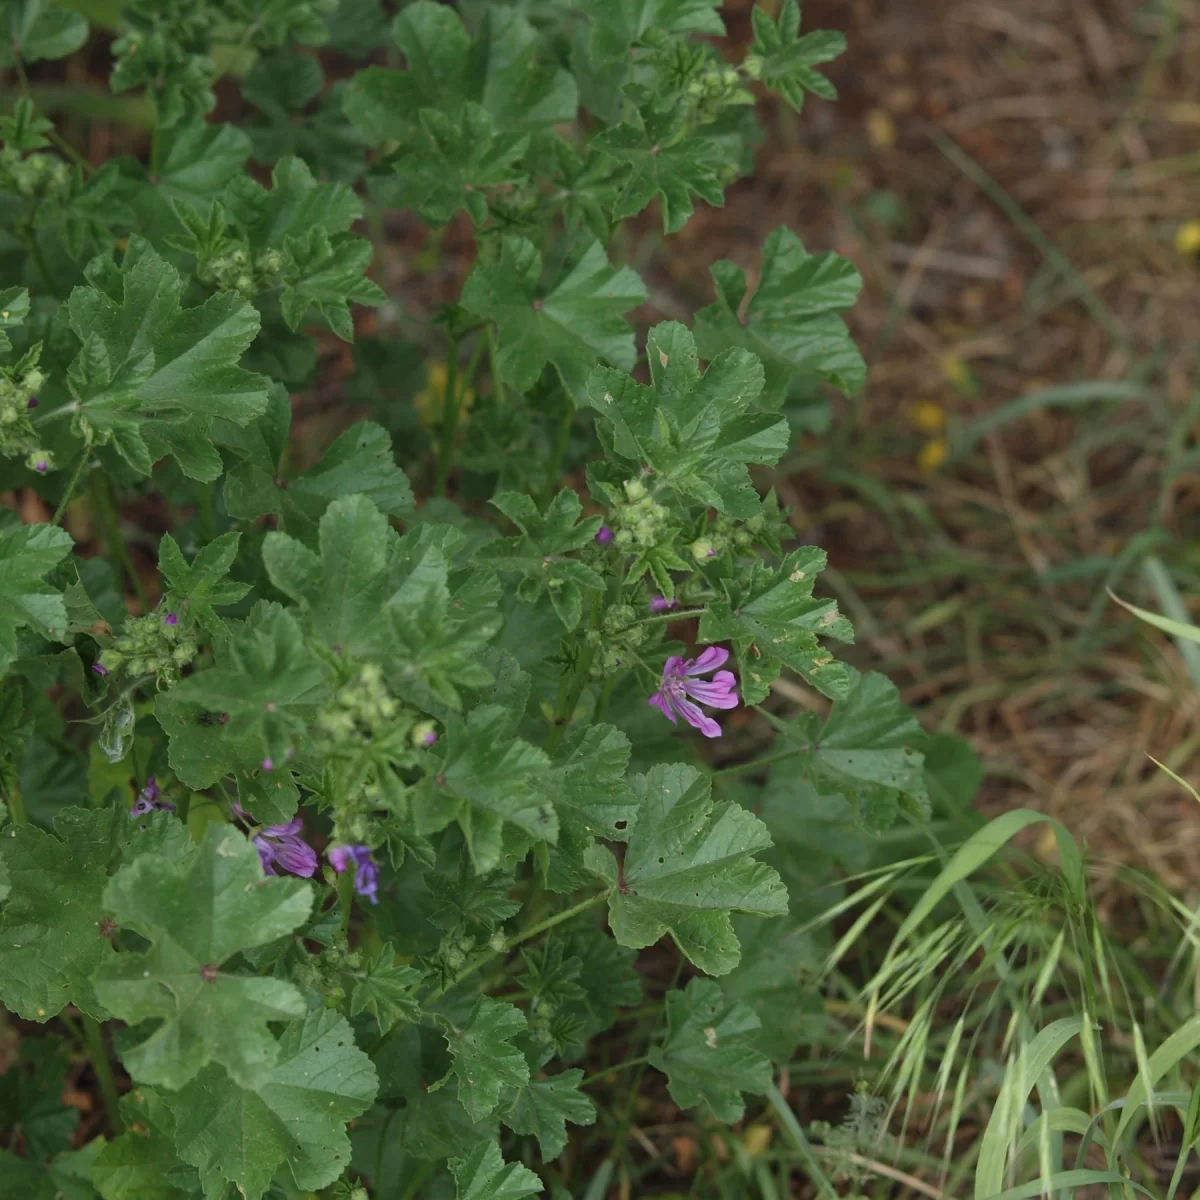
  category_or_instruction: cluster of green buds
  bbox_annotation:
[316,662,438,844]
[0,363,51,471]
[95,610,196,686]
[198,245,285,299]
[611,478,672,551]
[435,926,506,984]
[685,60,757,124]
[586,603,650,679]
[292,942,360,1009]
[0,150,72,207]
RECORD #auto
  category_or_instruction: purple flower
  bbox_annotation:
[421,730,438,746]
[34,461,47,474]
[26,396,37,409]
[648,646,738,739]
[163,613,178,627]
[595,525,614,546]
[233,802,317,878]
[329,844,379,904]
[91,663,109,677]
[261,757,274,772]
[649,594,678,613]
[129,775,176,818]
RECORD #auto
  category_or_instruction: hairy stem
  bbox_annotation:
[90,470,148,611]
[81,1014,124,1136]
[52,433,92,527]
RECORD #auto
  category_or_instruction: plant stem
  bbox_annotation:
[52,434,92,527]
[417,891,607,1013]
[434,333,462,497]
[81,1014,124,1136]
[338,868,355,943]
[4,781,25,825]
[580,1054,650,1088]
[197,480,214,544]
[710,745,809,780]
[632,607,707,627]
[545,596,602,754]
[541,393,575,507]
[90,470,148,611]
[486,323,505,407]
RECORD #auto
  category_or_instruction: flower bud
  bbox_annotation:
[690,538,716,561]
[623,478,647,502]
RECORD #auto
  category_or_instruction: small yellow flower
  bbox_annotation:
[909,400,945,432]
[413,360,474,430]
[939,353,977,397]
[743,1124,773,1157]
[917,438,947,473]
[865,108,895,149]
[1175,221,1200,257]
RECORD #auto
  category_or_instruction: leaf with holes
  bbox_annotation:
[164,1010,377,1200]
[91,823,312,1090]
[649,977,771,1121]
[586,763,787,975]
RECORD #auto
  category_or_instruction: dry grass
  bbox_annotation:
[631,0,1200,890]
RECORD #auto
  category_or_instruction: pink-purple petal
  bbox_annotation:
[687,646,729,675]
[675,696,722,738]
[683,675,739,709]
[648,691,678,723]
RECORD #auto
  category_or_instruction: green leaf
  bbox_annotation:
[350,948,422,1035]
[414,705,552,873]
[779,669,930,832]
[0,1138,103,1200]
[157,531,249,635]
[694,227,865,403]
[726,915,825,1060]
[588,763,787,975]
[449,1140,542,1200]
[220,384,414,539]
[91,1088,199,1200]
[539,723,639,888]
[559,925,642,1042]
[165,1010,378,1200]
[91,822,312,1090]
[649,977,772,1122]
[0,1037,79,1161]
[461,237,646,400]
[0,287,31,356]
[128,122,254,248]
[577,0,724,61]
[264,493,403,658]
[748,0,845,113]
[697,545,854,702]
[476,488,605,629]
[155,602,328,789]
[1,1,88,65]
[345,3,576,142]
[445,997,530,1122]
[370,105,528,227]
[585,322,788,518]
[0,806,120,1021]
[66,240,270,481]
[502,1068,595,1159]
[0,522,73,677]
[591,99,727,233]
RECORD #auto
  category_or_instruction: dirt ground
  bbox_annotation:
[670,0,1200,894]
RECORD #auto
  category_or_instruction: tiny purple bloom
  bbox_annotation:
[91,663,109,677]
[163,612,178,627]
[261,757,274,772]
[422,730,438,747]
[232,803,317,878]
[649,594,678,614]
[648,646,738,739]
[595,525,614,546]
[34,461,47,473]
[129,775,175,818]
[26,396,37,409]
[329,844,379,904]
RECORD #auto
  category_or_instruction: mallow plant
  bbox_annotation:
[0,2,972,1197]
